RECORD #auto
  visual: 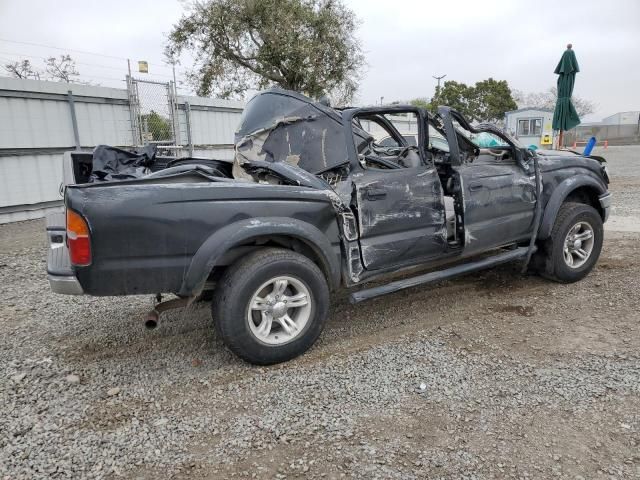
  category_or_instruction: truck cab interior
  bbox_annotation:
[344,105,536,274]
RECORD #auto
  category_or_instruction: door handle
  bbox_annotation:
[365,187,387,200]
[468,182,483,192]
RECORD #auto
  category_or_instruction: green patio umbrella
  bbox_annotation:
[553,44,581,147]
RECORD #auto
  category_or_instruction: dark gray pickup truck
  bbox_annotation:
[47,88,611,364]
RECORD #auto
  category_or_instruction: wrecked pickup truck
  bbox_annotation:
[47,88,611,365]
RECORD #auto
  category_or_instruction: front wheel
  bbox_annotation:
[536,202,603,283]
[212,248,330,365]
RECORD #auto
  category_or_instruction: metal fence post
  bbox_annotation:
[185,102,194,157]
[66,90,81,150]
[169,80,181,147]
[126,74,141,146]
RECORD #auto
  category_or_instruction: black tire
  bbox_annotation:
[536,202,603,283]
[212,248,330,365]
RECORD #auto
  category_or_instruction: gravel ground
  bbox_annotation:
[2,146,640,479]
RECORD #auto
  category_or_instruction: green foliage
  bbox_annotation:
[166,0,365,103]
[141,111,173,141]
[430,81,475,117]
[472,78,517,123]
[431,78,517,123]
[409,97,430,110]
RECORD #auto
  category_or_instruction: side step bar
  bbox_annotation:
[349,246,534,304]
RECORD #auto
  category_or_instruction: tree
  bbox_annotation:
[472,78,518,124]
[430,80,475,118]
[512,87,595,117]
[3,59,41,80]
[45,55,81,83]
[166,0,365,103]
[409,97,430,110]
[430,78,517,123]
[141,111,173,141]
[3,54,92,85]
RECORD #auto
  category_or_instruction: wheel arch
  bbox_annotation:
[179,217,341,296]
[539,175,607,240]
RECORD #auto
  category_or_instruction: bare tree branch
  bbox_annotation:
[3,60,41,80]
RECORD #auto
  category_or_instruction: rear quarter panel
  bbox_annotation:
[67,182,341,295]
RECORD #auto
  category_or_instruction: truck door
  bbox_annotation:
[456,157,536,252]
[435,106,536,253]
[354,165,447,270]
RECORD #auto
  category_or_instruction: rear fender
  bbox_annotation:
[179,217,340,296]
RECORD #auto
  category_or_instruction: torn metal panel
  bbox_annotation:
[233,89,350,178]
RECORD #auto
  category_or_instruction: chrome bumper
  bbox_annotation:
[48,274,84,295]
[599,193,612,222]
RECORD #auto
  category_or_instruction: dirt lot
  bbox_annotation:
[1,146,640,479]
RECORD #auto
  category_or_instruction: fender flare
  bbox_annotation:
[538,175,607,239]
[178,217,341,296]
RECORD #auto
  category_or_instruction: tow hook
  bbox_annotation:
[144,296,194,329]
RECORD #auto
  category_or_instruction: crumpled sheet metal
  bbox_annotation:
[232,113,349,183]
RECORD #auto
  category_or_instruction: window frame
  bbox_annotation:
[342,107,428,172]
[530,118,542,136]
[517,117,543,137]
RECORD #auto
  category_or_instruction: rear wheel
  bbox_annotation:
[536,202,603,283]
[212,248,329,365]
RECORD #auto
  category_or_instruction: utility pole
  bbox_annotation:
[433,74,446,91]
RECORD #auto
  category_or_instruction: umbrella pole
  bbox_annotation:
[558,130,564,149]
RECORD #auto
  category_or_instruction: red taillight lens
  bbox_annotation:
[67,209,91,266]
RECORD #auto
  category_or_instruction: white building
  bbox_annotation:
[601,111,640,126]
[504,108,554,148]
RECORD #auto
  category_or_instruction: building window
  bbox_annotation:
[518,119,529,136]
[531,118,542,136]
[517,118,543,136]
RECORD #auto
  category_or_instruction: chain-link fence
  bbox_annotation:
[127,76,178,146]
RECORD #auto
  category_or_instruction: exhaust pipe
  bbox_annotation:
[143,296,193,330]
[145,311,159,330]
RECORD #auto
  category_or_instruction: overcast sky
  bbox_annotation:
[1,0,638,120]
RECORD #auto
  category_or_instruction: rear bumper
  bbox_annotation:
[599,193,612,222]
[48,274,84,295]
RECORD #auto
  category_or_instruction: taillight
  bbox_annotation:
[66,209,91,266]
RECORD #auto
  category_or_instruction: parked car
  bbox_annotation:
[47,88,611,365]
